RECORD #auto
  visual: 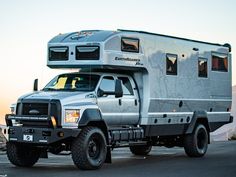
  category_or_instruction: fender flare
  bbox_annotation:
[185,111,210,134]
[79,108,103,126]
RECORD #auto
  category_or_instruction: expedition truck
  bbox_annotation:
[5,29,233,170]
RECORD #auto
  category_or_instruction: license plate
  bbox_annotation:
[23,135,33,142]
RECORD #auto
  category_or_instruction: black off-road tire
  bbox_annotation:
[130,144,152,155]
[7,142,41,167]
[184,124,208,157]
[71,126,107,170]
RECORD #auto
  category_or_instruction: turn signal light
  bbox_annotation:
[58,132,64,137]
[51,116,57,128]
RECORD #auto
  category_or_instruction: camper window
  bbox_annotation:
[211,52,228,72]
[166,54,177,75]
[198,58,208,78]
[49,47,69,61]
[76,46,100,60]
[121,37,139,53]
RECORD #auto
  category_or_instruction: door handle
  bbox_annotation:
[135,99,138,106]
[119,99,122,106]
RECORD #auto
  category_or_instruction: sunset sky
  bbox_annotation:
[0,0,236,124]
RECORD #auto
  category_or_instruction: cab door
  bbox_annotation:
[97,76,122,125]
[117,76,139,125]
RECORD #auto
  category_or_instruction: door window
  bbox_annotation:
[118,77,134,95]
[99,76,115,92]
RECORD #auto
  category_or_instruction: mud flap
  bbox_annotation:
[105,147,112,163]
[40,150,48,158]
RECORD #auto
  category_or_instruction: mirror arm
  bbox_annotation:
[33,79,38,91]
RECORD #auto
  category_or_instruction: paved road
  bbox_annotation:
[0,141,236,177]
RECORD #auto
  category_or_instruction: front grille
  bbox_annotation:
[16,100,61,128]
[22,103,48,115]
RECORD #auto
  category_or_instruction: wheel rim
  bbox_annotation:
[197,128,207,152]
[88,134,101,159]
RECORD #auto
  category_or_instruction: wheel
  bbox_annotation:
[71,126,107,170]
[184,124,208,157]
[7,142,41,167]
[130,144,152,155]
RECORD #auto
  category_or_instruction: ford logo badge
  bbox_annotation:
[29,109,40,115]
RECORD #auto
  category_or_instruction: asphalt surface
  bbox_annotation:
[0,141,236,177]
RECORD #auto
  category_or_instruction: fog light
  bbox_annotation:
[51,116,57,128]
[58,132,64,137]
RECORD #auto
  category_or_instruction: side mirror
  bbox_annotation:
[97,79,123,98]
[115,79,123,98]
[33,79,38,91]
[97,88,104,97]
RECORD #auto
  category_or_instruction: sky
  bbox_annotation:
[0,0,236,124]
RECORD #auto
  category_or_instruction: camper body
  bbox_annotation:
[6,30,233,169]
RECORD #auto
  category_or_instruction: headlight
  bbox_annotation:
[65,109,80,123]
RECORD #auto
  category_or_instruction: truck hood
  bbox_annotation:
[18,91,96,106]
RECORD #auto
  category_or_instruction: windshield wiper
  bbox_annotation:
[62,88,76,91]
[43,88,57,91]
[43,88,92,92]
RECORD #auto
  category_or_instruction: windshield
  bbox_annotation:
[43,73,100,91]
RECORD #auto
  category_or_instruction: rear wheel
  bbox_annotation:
[7,142,41,167]
[130,144,152,155]
[184,124,208,157]
[71,126,107,170]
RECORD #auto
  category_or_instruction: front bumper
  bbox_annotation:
[8,126,81,145]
